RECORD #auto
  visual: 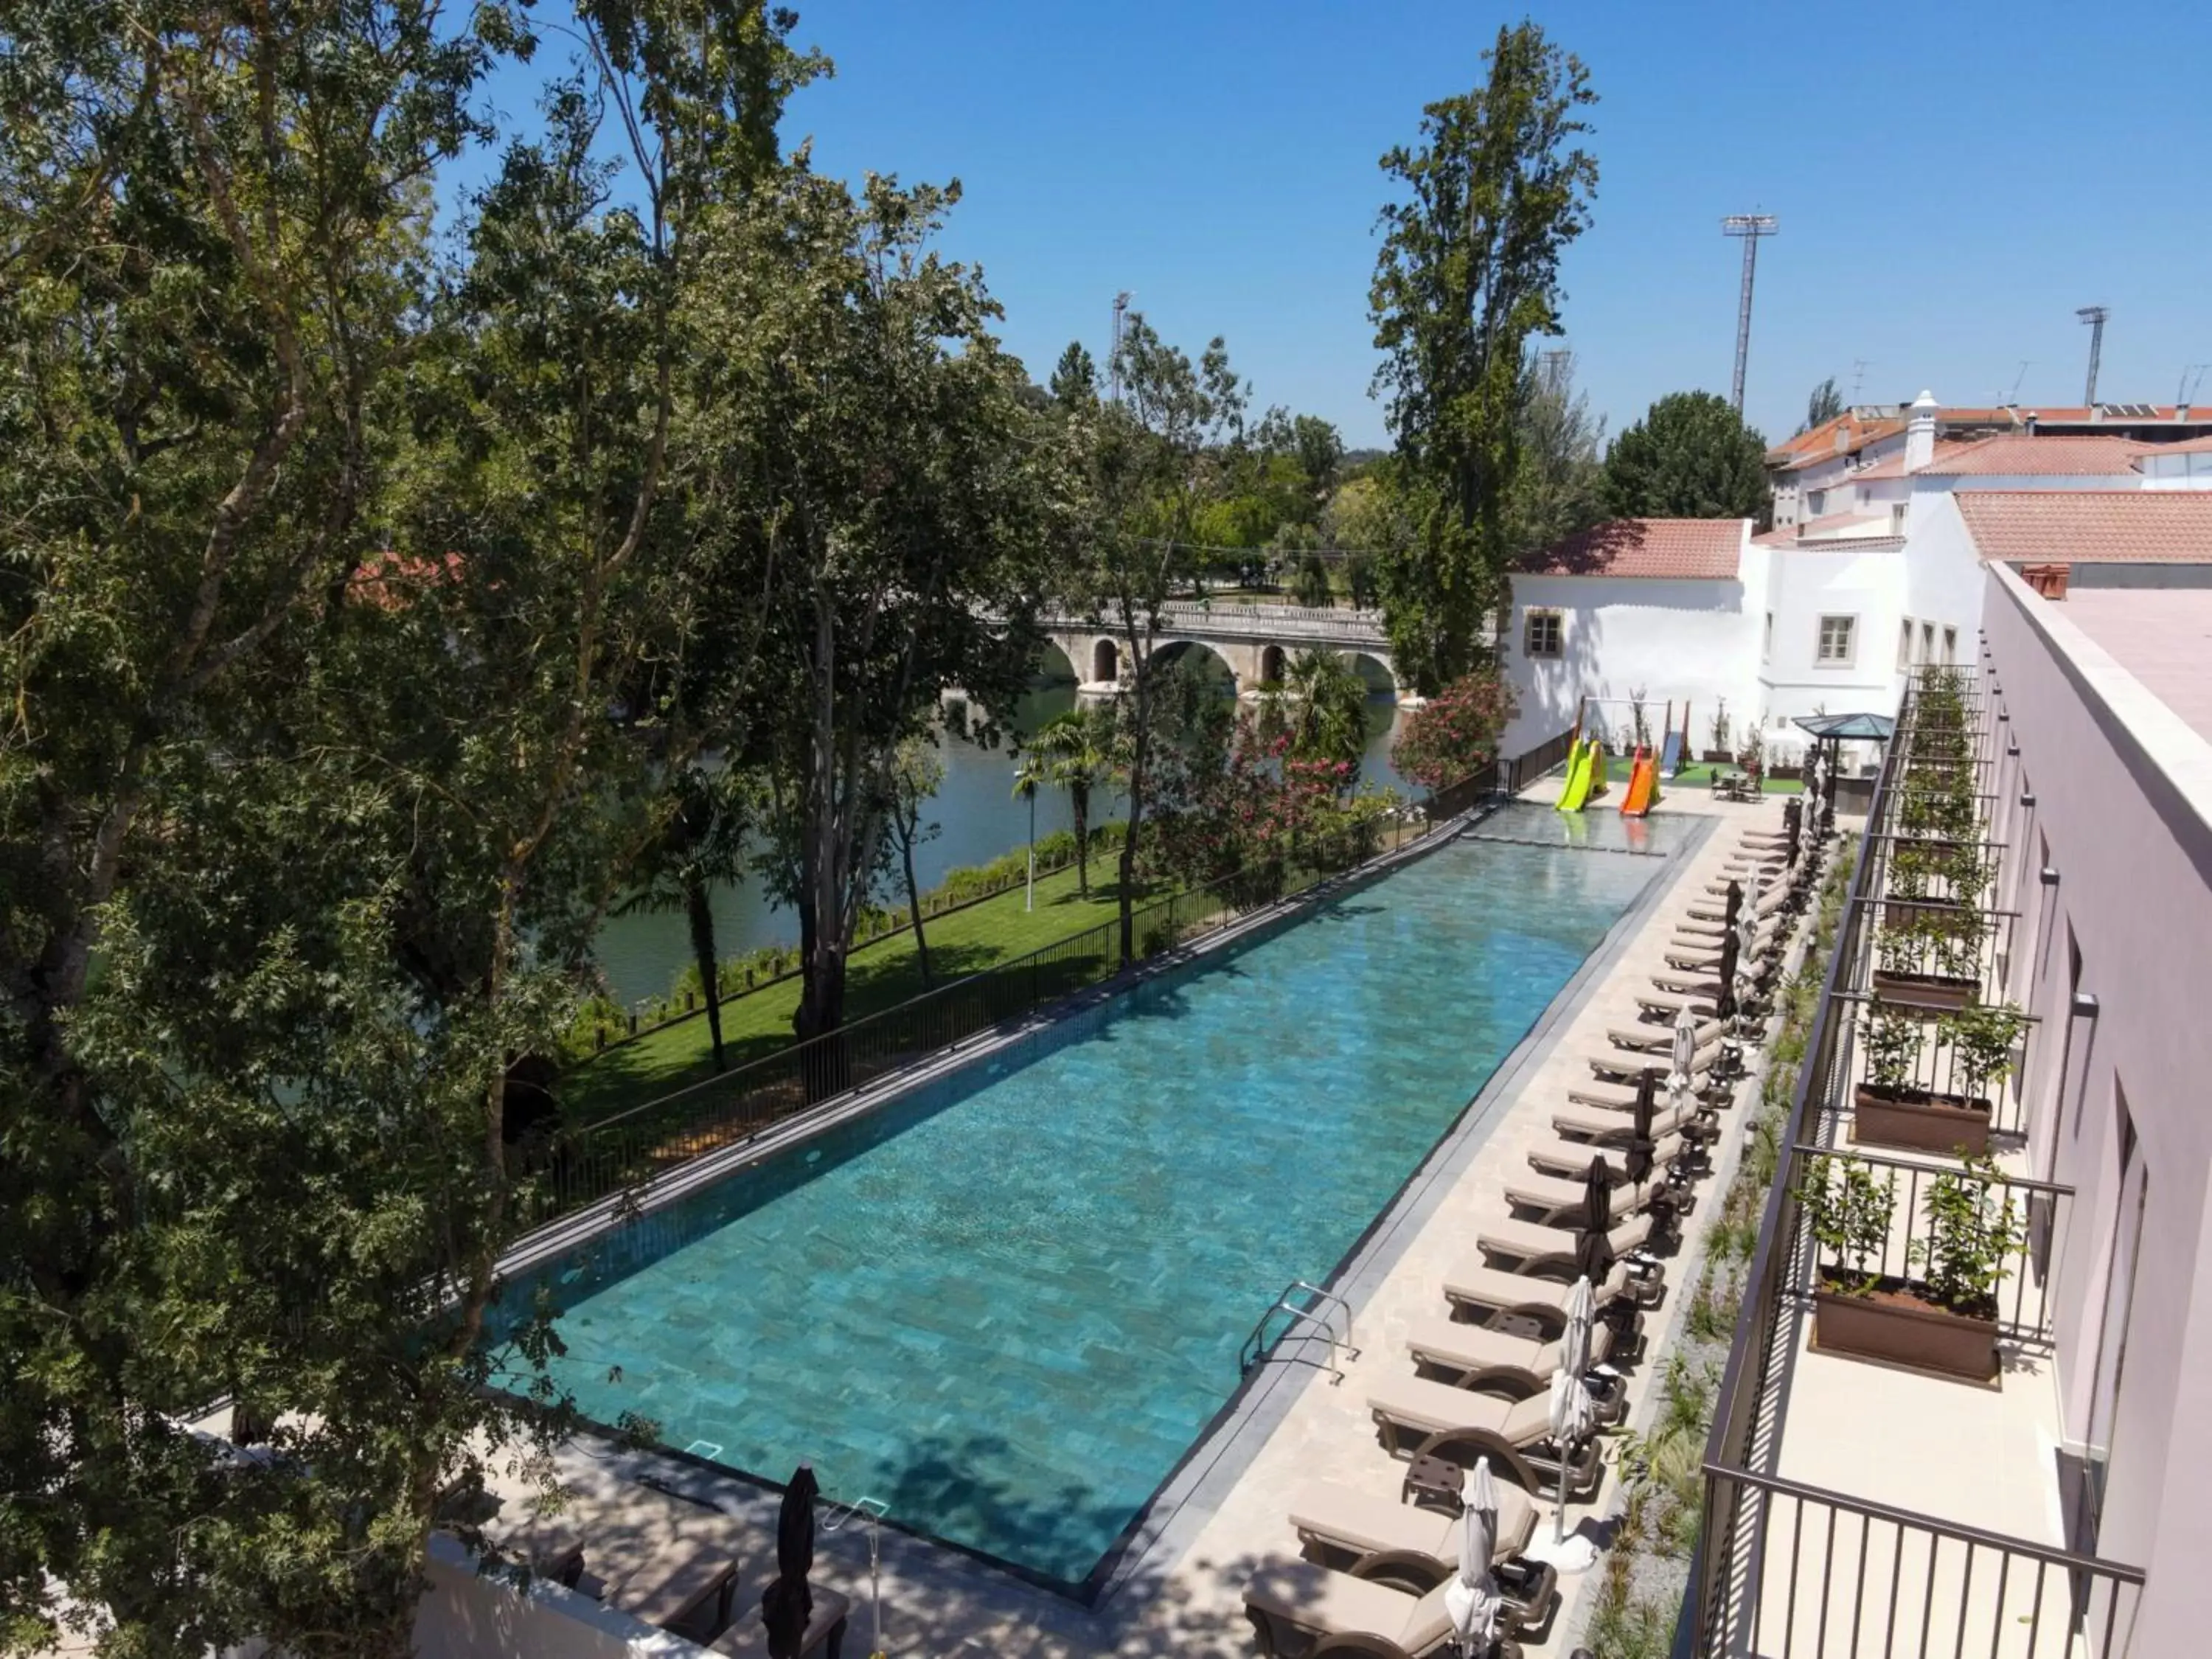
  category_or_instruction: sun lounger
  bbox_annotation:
[1475,1213,1661,1276]
[708,1588,849,1658]
[1503,1169,1684,1225]
[1585,1034,1721,1082]
[1442,1258,1646,1323]
[1284,1483,1557,1632]
[1633,986,1722,1020]
[1687,883,1792,923]
[1405,1315,1619,1397]
[1243,1557,1527,1659]
[1549,1099,1712,1142]
[1605,1017,1726,1053]
[1565,1075,1723,1115]
[1526,1131,1699,1186]
[1365,1380,1607,1495]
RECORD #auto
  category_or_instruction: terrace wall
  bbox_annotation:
[1980,560,2212,1652]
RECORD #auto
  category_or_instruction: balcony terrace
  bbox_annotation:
[1687,663,2144,1659]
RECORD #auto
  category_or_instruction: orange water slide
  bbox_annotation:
[1620,745,1658,817]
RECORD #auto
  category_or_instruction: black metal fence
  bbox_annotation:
[1687,672,2143,1658]
[1823,990,2042,1140]
[1700,1469,2143,1659]
[1504,727,1578,793]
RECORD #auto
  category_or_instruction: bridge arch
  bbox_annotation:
[1088,636,1120,684]
[1344,650,1398,699]
[1258,643,1287,686]
[1035,636,1078,685]
[1152,637,1240,693]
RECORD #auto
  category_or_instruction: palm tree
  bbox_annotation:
[1281,649,1371,782]
[1029,706,1116,897]
[1011,747,1048,913]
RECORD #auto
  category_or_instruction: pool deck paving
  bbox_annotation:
[485,787,1811,1657]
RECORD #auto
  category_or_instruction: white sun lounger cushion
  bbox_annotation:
[1287,1478,1538,1565]
[1243,1557,1455,1654]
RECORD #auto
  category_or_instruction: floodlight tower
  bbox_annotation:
[2077,305,2109,406]
[1721,214,1779,413]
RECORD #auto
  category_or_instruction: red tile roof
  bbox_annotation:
[1917,434,2144,476]
[1770,416,1906,471]
[1520,518,1746,580]
[1955,493,2212,566]
[2137,434,2212,458]
[1849,442,1976,481]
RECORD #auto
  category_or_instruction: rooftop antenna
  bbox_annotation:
[1849,358,1871,403]
[1721,214,1780,413]
[2177,364,2209,407]
[2076,305,2109,406]
[1108,291,1133,402]
[2008,361,2032,406]
[1539,347,1571,393]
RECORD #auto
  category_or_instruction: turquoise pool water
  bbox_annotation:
[507,807,1675,1591]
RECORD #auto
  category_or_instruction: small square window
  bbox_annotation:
[1817,613,1857,664]
[1523,608,1563,659]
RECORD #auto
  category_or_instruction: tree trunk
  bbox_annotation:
[901,828,931,985]
[1071,782,1090,899]
[684,873,726,1072]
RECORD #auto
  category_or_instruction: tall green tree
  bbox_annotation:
[880,736,945,984]
[702,166,1050,1043]
[1801,375,1845,434]
[1369,22,1599,692]
[1604,390,1770,522]
[1506,349,1607,559]
[1050,340,1099,407]
[1054,316,1248,959]
[0,1,812,1650]
[615,766,751,1071]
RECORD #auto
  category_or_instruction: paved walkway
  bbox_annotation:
[488,790,1801,1657]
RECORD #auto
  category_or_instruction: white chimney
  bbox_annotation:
[1905,389,1939,473]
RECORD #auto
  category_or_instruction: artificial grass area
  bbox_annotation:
[1594,754,1805,794]
[561,856,1149,1122]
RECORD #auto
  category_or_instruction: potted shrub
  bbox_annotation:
[1704,700,1733,764]
[1873,906,1981,1009]
[1810,1153,2020,1383]
[1851,997,2014,1156]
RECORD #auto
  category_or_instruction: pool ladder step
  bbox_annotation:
[1240,1280,1358,1380]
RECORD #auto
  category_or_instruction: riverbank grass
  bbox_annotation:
[562,860,1147,1121]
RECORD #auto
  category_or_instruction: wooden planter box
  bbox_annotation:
[1701,748,1734,764]
[1813,1275,1999,1383]
[1871,968,1978,1010]
[1852,1084,1992,1156]
[1768,764,1804,782]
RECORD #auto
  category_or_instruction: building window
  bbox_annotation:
[1763,612,1773,662]
[1817,613,1857,664]
[1897,618,1914,670]
[1943,626,1958,664]
[1523,608,1563,659]
[1921,621,1935,663]
[1891,503,1908,533]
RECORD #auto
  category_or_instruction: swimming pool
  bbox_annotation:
[507,806,1680,1592]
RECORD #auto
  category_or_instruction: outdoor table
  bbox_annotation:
[602,1539,740,1635]
[1402,1450,1464,1512]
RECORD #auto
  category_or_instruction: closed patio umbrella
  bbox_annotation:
[1668,1009,1700,1102]
[1716,928,1740,1020]
[1721,877,1742,928]
[1576,1158,1614,1286]
[762,1463,819,1658]
[1545,1278,1599,1551]
[1445,1458,1504,1656]
[1627,1068,1659,1189]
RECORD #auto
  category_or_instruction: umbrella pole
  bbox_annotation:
[1554,1450,1570,1545]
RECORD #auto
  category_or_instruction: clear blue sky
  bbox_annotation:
[467,1,2212,452]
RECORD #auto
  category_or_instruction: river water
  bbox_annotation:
[590,682,1416,1007]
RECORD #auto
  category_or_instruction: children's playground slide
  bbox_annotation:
[1659,729,1686,778]
[1557,736,1599,811]
[1621,745,1659,817]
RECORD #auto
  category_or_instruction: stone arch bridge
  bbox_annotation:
[1036,601,1400,699]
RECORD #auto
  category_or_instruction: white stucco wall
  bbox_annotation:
[1500,568,1764,759]
[414,1533,704,1659]
[1755,543,1907,760]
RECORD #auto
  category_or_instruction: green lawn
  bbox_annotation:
[1593,754,1804,795]
[561,858,1149,1121]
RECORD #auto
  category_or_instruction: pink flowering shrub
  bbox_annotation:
[1391,669,1517,790]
